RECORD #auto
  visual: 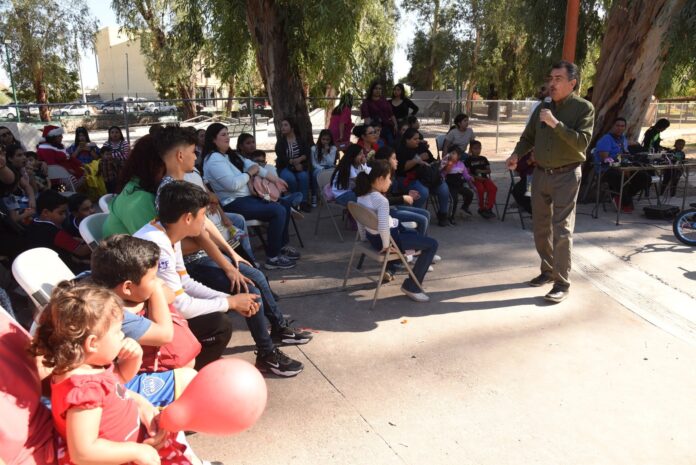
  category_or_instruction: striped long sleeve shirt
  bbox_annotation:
[357,191,398,250]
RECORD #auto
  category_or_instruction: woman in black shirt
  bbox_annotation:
[390,83,419,124]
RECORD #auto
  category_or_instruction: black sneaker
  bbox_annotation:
[528,273,553,287]
[264,255,296,270]
[483,209,496,219]
[544,284,569,303]
[271,326,313,345]
[280,245,301,260]
[256,347,303,377]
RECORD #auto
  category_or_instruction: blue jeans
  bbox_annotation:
[280,168,309,203]
[224,212,256,263]
[282,192,303,208]
[238,262,286,329]
[391,205,430,236]
[224,196,290,258]
[185,254,275,354]
[401,178,450,214]
[335,190,357,206]
[366,227,438,293]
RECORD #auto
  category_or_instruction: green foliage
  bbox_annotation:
[655,1,696,97]
[0,0,96,103]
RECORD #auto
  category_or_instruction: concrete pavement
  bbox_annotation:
[189,181,696,465]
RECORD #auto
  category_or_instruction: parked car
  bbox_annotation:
[0,106,18,119]
[143,102,178,114]
[51,104,92,117]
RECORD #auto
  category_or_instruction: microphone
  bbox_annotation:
[540,97,552,129]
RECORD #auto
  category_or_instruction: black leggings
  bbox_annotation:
[186,312,234,370]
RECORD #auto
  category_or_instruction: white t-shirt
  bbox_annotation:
[444,127,476,152]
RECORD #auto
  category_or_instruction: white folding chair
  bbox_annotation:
[313,169,344,242]
[46,165,77,192]
[79,213,109,250]
[98,193,116,213]
[342,202,423,310]
[12,248,75,309]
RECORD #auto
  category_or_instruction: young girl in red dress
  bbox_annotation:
[29,282,191,465]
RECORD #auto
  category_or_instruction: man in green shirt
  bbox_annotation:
[506,61,594,303]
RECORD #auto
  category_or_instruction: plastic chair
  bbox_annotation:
[12,248,75,308]
[313,169,345,242]
[342,202,423,310]
[99,193,116,213]
[79,212,109,250]
[46,165,77,192]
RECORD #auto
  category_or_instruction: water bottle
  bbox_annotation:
[525,175,532,197]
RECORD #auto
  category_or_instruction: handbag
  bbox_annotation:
[417,162,442,188]
[140,306,202,372]
[248,175,284,202]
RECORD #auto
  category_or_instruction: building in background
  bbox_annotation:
[94,27,226,105]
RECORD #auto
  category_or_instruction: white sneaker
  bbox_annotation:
[406,254,414,263]
[432,254,441,263]
[428,265,434,272]
[401,286,430,302]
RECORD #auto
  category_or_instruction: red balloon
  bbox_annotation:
[160,358,267,435]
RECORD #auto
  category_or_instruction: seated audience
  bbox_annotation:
[466,140,497,219]
[36,125,84,180]
[331,144,370,206]
[203,123,299,270]
[661,138,687,197]
[396,128,450,226]
[440,145,475,222]
[642,118,670,152]
[0,125,25,149]
[275,117,312,212]
[134,181,304,376]
[355,160,438,302]
[63,193,95,237]
[595,117,651,212]
[66,126,99,164]
[354,124,380,155]
[328,93,355,149]
[311,129,338,206]
[27,189,91,272]
[101,126,130,192]
[443,113,476,156]
[25,151,49,193]
[511,152,535,214]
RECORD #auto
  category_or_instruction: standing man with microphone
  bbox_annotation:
[506,61,594,303]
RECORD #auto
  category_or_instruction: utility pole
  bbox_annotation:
[125,53,130,97]
[75,36,86,103]
[3,40,20,122]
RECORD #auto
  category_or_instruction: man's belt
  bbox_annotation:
[536,162,581,175]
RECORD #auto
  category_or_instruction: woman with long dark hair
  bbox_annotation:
[328,93,354,149]
[275,117,312,212]
[390,83,419,124]
[203,123,299,270]
[330,143,370,206]
[360,80,398,147]
[66,127,98,164]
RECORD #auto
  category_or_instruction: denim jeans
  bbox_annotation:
[282,192,303,208]
[185,254,275,354]
[335,190,357,206]
[238,262,286,329]
[223,212,256,263]
[280,168,309,203]
[366,227,438,293]
[400,178,450,214]
[391,205,430,236]
[223,196,290,258]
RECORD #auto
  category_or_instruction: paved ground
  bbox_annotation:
[187,168,696,465]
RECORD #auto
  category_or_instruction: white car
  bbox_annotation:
[0,106,18,119]
[51,105,92,117]
[143,102,178,114]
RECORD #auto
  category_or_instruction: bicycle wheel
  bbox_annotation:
[673,208,696,246]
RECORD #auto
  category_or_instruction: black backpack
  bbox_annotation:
[643,205,679,220]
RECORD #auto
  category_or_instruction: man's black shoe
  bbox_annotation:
[528,273,553,287]
[544,284,569,303]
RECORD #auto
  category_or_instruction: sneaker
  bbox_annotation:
[528,273,553,287]
[271,326,313,345]
[432,254,441,264]
[461,206,472,215]
[478,209,487,218]
[290,207,304,220]
[483,209,496,219]
[264,255,296,270]
[255,347,303,377]
[280,245,301,260]
[401,286,429,302]
[382,271,395,283]
[427,265,434,272]
[449,216,457,225]
[621,204,634,213]
[544,284,569,303]
[311,195,318,208]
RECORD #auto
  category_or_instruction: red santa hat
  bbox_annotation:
[41,125,64,138]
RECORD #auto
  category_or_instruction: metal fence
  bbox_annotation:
[2,97,694,155]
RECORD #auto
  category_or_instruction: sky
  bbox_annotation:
[2,1,415,94]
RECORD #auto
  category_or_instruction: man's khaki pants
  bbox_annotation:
[531,166,582,289]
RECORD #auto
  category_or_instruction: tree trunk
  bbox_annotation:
[245,0,313,145]
[423,0,440,90]
[226,75,236,114]
[465,27,481,115]
[590,0,686,146]
[177,80,197,120]
[324,84,337,128]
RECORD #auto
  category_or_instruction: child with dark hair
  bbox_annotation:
[466,140,497,219]
[24,151,49,193]
[90,235,199,406]
[67,127,99,164]
[355,160,438,302]
[27,190,91,272]
[440,145,475,222]
[662,138,687,197]
[135,181,305,376]
[63,193,95,237]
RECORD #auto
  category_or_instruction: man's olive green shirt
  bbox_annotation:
[513,93,594,168]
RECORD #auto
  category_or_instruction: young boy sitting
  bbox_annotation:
[26,190,91,272]
[465,140,497,219]
[63,193,95,238]
[134,180,305,376]
[439,145,475,223]
[90,234,198,407]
